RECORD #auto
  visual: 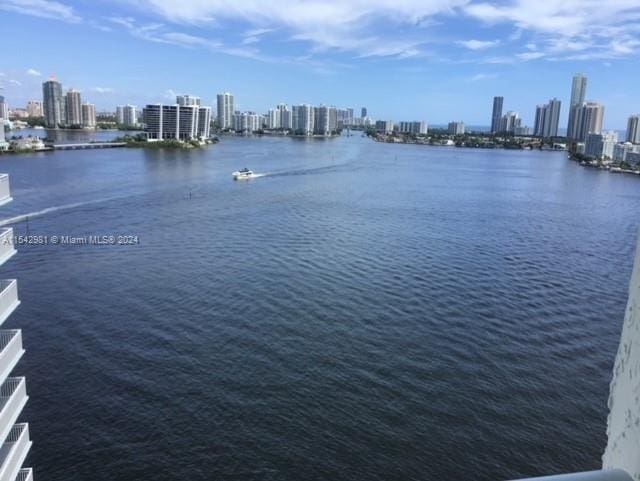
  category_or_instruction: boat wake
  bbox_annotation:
[0,195,126,226]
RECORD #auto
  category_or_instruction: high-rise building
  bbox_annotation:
[567,74,588,140]
[448,121,465,135]
[361,107,367,118]
[81,103,96,128]
[490,96,504,134]
[42,79,65,128]
[573,102,604,142]
[232,111,261,133]
[65,89,83,126]
[176,95,201,107]
[613,142,640,162]
[585,131,617,159]
[292,104,314,135]
[26,101,43,118]
[534,98,561,138]
[116,105,137,127]
[216,92,234,129]
[626,115,640,144]
[375,120,394,134]
[0,173,33,480]
[497,111,521,134]
[0,96,8,120]
[143,104,211,140]
[312,106,337,135]
[197,106,211,139]
[398,121,427,135]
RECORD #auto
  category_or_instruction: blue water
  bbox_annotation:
[1,135,639,480]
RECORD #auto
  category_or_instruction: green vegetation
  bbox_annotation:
[113,133,217,149]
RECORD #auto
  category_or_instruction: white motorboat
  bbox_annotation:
[232,168,256,180]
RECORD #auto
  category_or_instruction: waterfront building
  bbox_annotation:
[143,104,210,140]
[10,109,29,120]
[626,115,640,144]
[375,120,394,134]
[613,142,640,162]
[197,106,211,139]
[119,105,137,127]
[42,79,65,128]
[534,98,561,138]
[497,111,521,134]
[0,97,8,120]
[448,121,465,135]
[216,92,234,129]
[0,120,6,151]
[81,103,96,128]
[274,104,292,130]
[313,106,337,135]
[65,89,83,127]
[232,111,261,133]
[398,121,427,135]
[10,136,47,151]
[573,102,605,142]
[26,101,43,118]
[176,95,201,107]
[585,131,618,159]
[627,152,640,165]
[292,104,314,135]
[514,126,533,136]
[490,96,504,134]
[567,73,588,140]
[0,173,33,480]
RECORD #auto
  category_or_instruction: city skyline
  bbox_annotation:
[0,0,639,128]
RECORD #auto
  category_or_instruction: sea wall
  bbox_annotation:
[603,233,640,480]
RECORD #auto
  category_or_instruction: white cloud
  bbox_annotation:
[466,0,640,59]
[26,68,42,76]
[468,73,497,81]
[516,51,545,60]
[120,0,469,58]
[0,0,81,22]
[9,80,22,86]
[91,87,114,93]
[457,39,499,50]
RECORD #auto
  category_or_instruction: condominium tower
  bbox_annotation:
[490,96,504,134]
[0,174,33,481]
[534,98,561,138]
[567,74,588,140]
[42,79,65,128]
[65,89,82,126]
[627,115,640,144]
[216,92,234,129]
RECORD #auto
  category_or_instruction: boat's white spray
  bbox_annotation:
[603,232,640,480]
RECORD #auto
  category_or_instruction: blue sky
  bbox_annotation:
[1,0,639,128]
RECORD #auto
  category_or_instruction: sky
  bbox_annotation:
[0,0,639,128]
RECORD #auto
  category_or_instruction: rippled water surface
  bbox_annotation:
[1,135,639,480]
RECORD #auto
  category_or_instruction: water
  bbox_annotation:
[1,135,639,481]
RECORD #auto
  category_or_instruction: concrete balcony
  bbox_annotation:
[15,469,32,481]
[0,378,27,448]
[0,176,11,208]
[0,281,19,328]
[0,332,23,388]
[0,424,31,481]
[0,230,16,269]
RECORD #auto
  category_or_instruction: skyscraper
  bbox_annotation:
[42,79,65,128]
[574,102,605,142]
[567,73,588,139]
[26,101,43,118]
[490,96,503,134]
[627,115,640,144]
[292,104,314,135]
[0,96,8,120]
[361,107,367,118]
[176,95,201,106]
[534,98,561,138]
[65,89,82,126]
[216,92,234,129]
[82,103,96,128]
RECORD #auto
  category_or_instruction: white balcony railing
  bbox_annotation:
[0,423,32,481]
[0,332,23,388]
[0,176,11,208]
[0,230,15,269]
[15,468,32,481]
[0,379,27,448]
[0,281,19,328]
